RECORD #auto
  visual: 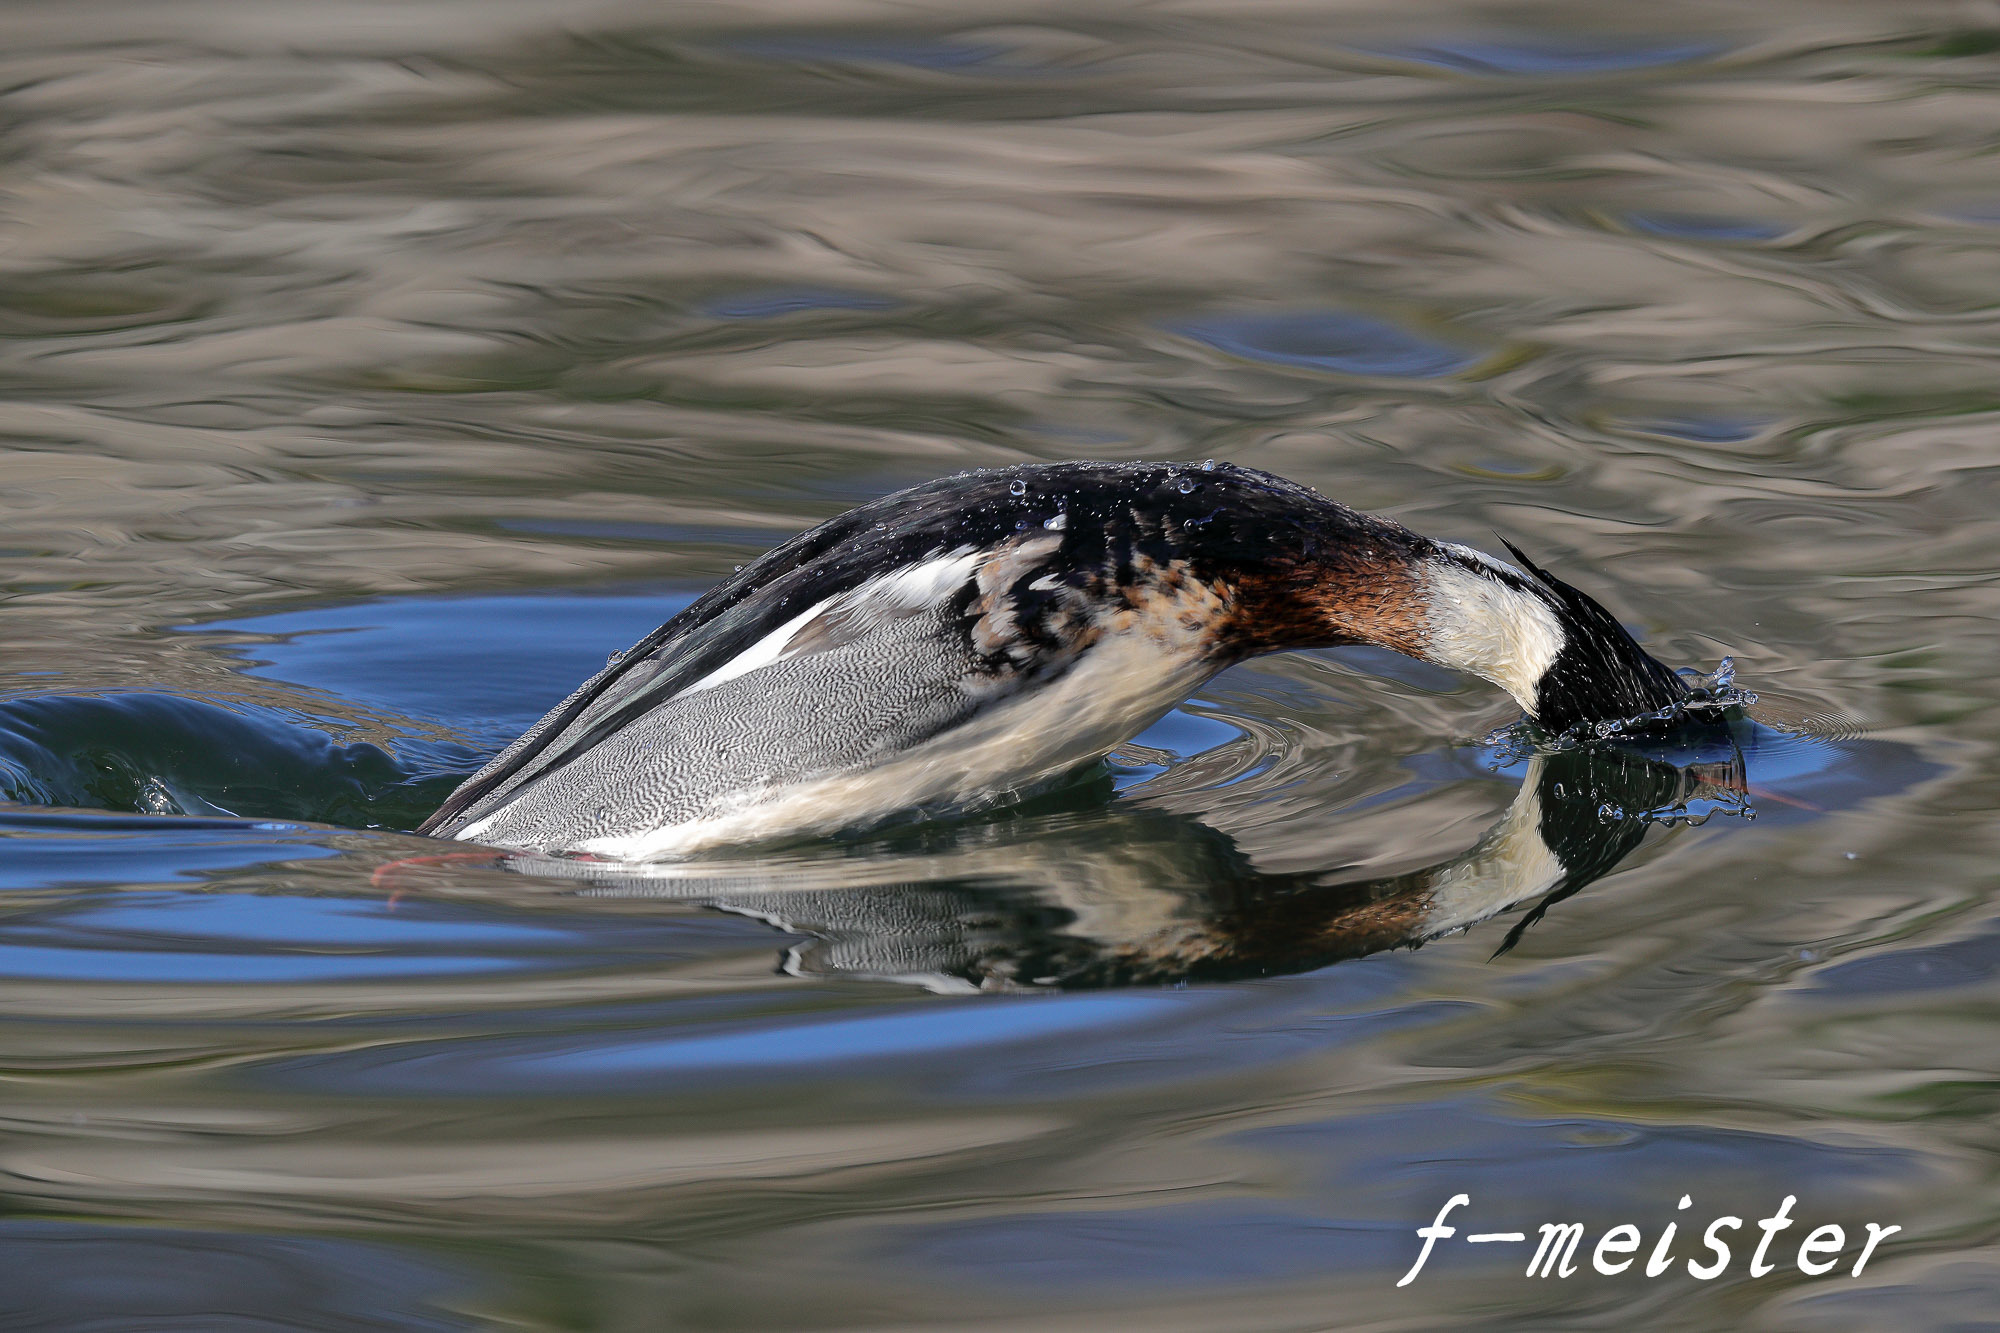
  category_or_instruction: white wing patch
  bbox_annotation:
[676,547,981,699]
[676,601,828,697]
[870,546,984,608]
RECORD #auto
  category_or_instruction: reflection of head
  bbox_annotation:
[510,732,1749,991]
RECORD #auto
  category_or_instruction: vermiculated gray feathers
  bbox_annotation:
[448,599,999,850]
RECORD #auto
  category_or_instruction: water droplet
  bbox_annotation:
[733,564,743,572]
[1009,479,1027,496]
[1551,783,1565,798]
[1176,479,1195,493]
[1043,511,1068,531]
[607,649,626,664]
[1597,802,1623,821]
[1014,518,1028,531]
[1201,458,1216,470]
[1843,851,1857,860]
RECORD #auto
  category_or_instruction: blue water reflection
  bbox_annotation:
[0,814,340,891]
[0,870,524,979]
[1807,923,2000,998]
[702,289,900,320]
[1363,37,1722,76]
[1128,708,1241,759]
[1172,311,1478,378]
[190,592,688,732]
[79,890,569,947]
[1632,415,1772,445]
[1687,726,1943,828]
[536,991,1177,1074]
[0,943,517,983]
[0,1222,475,1333]
[1627,213,1790,242]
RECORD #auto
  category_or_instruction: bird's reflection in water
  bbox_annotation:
[499,723,1753,991]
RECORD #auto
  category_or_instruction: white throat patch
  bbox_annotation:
[1418,766,1565,938]
[1422,548,1566,713]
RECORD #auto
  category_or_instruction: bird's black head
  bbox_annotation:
[1498,540,1690,736]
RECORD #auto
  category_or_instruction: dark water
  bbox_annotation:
[2,3,1997,1328]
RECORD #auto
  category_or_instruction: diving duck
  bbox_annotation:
[419,461,1686,858]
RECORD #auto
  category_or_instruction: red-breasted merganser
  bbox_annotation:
[418,461,1687,858]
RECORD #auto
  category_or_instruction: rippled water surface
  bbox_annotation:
[3,2,1998,1328]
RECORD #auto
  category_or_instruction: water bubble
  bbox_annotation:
[1009,479,1027,496]
[1551,782,1565,798]
[1043,511,1068,531]
[1844,851,1858,860]
[1176,479,1195,494]
[1201,459,1217,471]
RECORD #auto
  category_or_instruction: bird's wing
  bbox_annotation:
[420,535,1077,838]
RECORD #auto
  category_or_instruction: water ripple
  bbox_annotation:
[0,4,1989,1327]
[1171,311,1480,379]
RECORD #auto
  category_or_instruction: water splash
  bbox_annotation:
[1481,656,1764,826]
